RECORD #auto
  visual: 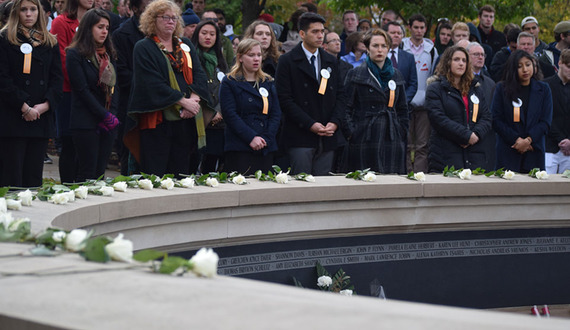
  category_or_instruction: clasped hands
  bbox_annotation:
[310,122,337,137]
[559,139,570,156]
[21,102,49,122]
[178,93,201,119]
[460,132,479,148]
[512,137,533,154]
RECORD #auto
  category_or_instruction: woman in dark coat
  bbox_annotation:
[492,50,553,172]
[343,28,408,174]
[67,9,119,182]
[125,0,210,177]
[220,39,281,175]
[0,0,63,187]
[425,46,492,172]
[191,20,228,173]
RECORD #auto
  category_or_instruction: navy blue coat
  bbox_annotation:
[220,76,281,154]
[396,49,418,104]
[492,79,553,171]
[67,48,120,130]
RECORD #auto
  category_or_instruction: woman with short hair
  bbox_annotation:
[125,0,210,177]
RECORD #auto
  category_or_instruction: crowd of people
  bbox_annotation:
[0,0,569,188]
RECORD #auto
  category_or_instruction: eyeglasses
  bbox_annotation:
[326,38,341,44]
[470,52,486,58]
[205,17,219,23]
[158,15,178,22]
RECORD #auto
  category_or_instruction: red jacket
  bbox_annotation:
[50,13,78,92]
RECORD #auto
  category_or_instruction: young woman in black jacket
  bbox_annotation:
[0,0,63,187]
[66,8,119,181]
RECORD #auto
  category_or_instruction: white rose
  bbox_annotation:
[17,189,33,206]
[305,175,315,182]
[65,229,88,252]
[74,186,88,199]
[52,231,66,242]
[232,174,247,185]
[49,193,69,205]
[339,289,353,296]
[189,247,219,277]
[8,217,30,232]
[0,212,14,229]
[206,177,219,187]
[458,169,472,180]
[363,172,376,182]
[317,275,333,288]
[65,190,76,202]
[104,233,133,262]
[536,171,549,180]
[6,199,22,211]
[160,178,175,190]
[180,177,195,188]
[138,179,153,190]
[98,186,114,196]
[275,172,288,184]
[414,172,426,182]
[503,170,515,180]
[113,182,128,192]
[0,198,7,213]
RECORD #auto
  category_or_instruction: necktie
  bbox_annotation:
[390,50,398,69]
[310,55,317,78]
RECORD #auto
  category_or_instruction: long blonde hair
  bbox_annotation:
[227,38,272,84]
[1,0,57,47]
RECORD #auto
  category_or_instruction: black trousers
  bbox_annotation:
[73,128,116,182]
[57,93,77,183]
[224,151,274,176]
[140,119,197,178]
[0,137,48,188]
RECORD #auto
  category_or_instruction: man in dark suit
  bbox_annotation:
[276,12,346,175]
[383,21,417,103]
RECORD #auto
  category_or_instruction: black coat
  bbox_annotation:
[275,43,346,152]
[67,48,120,130]
[544,74,570,153]
[112,15,144,119]
[0,33,62,138]
[490,47,511,82]
[425,77,493,172]
[343,63,408,174]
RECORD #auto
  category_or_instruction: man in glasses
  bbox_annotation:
[323,31,352,78]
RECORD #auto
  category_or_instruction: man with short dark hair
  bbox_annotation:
[276,13,346,175]
[380,9,397,27]
[521,16,548,55]
[477,5,506,55]
[192,0,205,17]
[339,10,358,56]
[544,49,570,173]
[402,13,438,173]
[383,21,417,103]
[539,21,570,78]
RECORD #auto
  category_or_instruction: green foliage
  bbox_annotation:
[528,168,540,178]
[82,236,112,263]
[0,220,31,242]
[294,261,356,294]
[345,168,373,180]
[133,249,167,262]
[472,167,486,175]
[0,187,9,197]
[563,169,570,178]
[159,256,190,274]
[485,168,506,177]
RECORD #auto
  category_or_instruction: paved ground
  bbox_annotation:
[43,155,120,182]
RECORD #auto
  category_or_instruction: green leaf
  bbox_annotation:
[219,172,228,183]
[272,165,282,173]
[315,261,331,277]
[133,249,166,262]
[563,169,570,178]
[0,187,9,197]
[159,256,189,274]
[30,246,60,256]
[83,236,112,263]
[292,277,304,288]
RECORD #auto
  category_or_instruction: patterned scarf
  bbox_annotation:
[18,25,44,47]
[366,56,394,89]
[196,47,218,79]
[91,46,116,110]
[153,35,193,85]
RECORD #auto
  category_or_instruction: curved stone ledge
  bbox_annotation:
[15,174,570,253]
[4,174,570,329]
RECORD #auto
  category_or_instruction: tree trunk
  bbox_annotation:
[241,0,266,32]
